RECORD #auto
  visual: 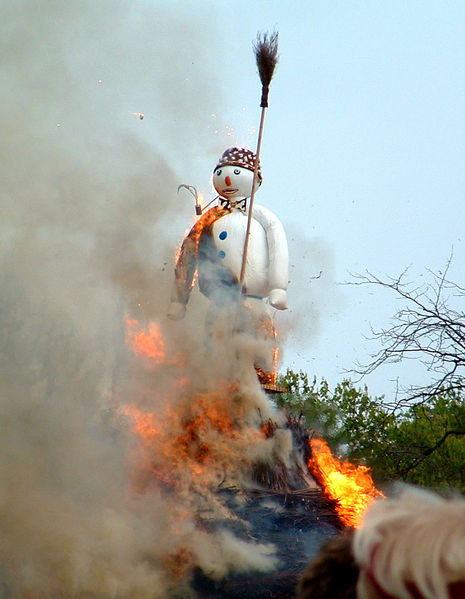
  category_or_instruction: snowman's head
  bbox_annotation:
[212,147,262,200]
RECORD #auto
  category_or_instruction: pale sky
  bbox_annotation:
[178,0,465,399]
[26,0,462,401]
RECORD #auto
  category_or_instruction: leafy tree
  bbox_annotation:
[277,370,465,492]
[387,392,465,490]
[275,371,340,441]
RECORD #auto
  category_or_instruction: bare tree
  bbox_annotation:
[351,257,465,409]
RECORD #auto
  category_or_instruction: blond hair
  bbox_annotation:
[353,486,465,599]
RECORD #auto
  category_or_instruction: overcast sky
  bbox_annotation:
[172,0,465,398]
[10,0,464,400]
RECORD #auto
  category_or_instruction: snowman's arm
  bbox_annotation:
[170,236,197,307]
[169,207,226,312]
[253,205,289,295]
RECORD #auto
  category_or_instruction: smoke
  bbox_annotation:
[285,232,343,354]
[0,2,293,596]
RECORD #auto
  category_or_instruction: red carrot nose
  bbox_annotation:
[225,175,232,186]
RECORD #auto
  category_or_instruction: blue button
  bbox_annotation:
[219,231,227,240]
[218,250,226,259]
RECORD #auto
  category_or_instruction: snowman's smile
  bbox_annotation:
[222,188,238,195]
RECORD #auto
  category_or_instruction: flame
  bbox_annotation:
[121,388,264,491]
[173,205,217,276]
[308,438,383,528]
[270,326,279,386]
[125,317,165,364]
[188,205,226,245]
[174,228,190,266]
[123,403,159,441]
[164,547,195,579]
[172,205,227,298]
[125,316,185,367]
[254,312,279,387]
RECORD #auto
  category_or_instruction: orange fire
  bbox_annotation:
[125,316,185,367]
[172,205,228,300]
[122,388,264,491]
[308,438,383,528]
[125,317,165,364]
[174,227,190,267]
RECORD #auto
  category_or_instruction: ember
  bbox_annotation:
[308,438,383,528]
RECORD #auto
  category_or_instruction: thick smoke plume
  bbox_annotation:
[0,2,293,597]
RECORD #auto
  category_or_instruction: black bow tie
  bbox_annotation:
[219,197,247,213]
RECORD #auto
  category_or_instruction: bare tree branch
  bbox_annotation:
[348,257,465,410]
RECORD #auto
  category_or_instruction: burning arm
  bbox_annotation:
[167,207,225,320]
[167,236,197,320]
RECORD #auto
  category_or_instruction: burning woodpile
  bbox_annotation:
[119,315,382,598]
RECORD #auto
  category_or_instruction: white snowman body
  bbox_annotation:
[211,160,288,308]
[168,148,288,320]
[210,205,286,300]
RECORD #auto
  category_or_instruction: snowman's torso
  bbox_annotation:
[205,209,270,297]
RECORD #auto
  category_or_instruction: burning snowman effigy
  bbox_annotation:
[167,146,288,391]
[115,31,381,599]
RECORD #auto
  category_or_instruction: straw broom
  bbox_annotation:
[239,31,279,287]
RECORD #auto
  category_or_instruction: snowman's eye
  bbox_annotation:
[216,169,222,176]
[233,168,240,175]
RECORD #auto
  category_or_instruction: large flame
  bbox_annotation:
[308,438,383,528]
[122,389,264,492]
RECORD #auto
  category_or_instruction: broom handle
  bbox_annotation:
[239,105,267,287]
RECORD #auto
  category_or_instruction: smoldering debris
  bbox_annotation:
[192,488,342,599]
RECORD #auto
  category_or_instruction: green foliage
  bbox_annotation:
[389,393,465,490]
[277,369,465,492]
[275,370,339,441]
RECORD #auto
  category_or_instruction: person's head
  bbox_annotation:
[297,531,358,599]
[298,487,465,599]
[212,147,262,199]
[353,487,465,599]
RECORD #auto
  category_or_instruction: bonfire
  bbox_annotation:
[121,315,382,598]
[118,32,384,599]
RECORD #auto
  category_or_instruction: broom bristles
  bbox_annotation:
[254,31,279,107]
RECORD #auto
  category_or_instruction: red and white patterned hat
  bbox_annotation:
[214,147,262,183]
